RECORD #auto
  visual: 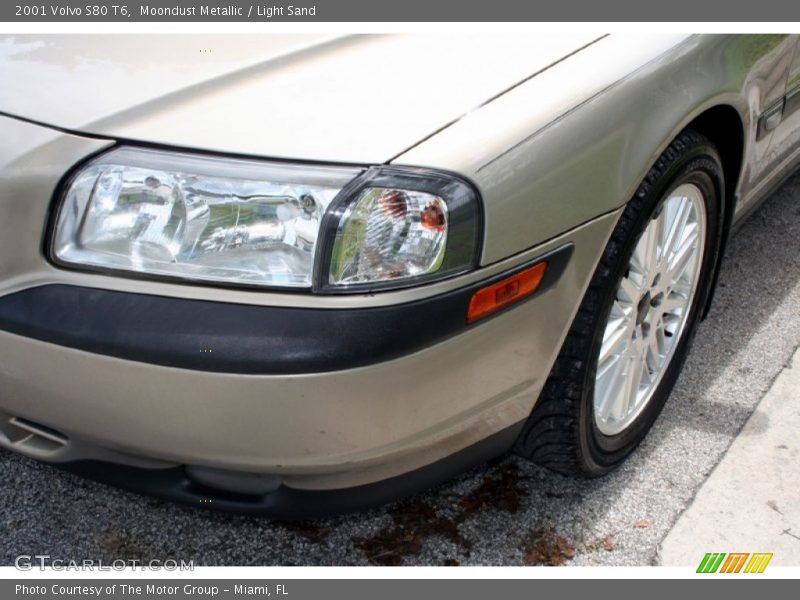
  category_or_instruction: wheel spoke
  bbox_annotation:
[662,196,692,264]
[619,340,645,419]
[653,206,668,263]
[597,347,625,380]
[645,222,660,272]
[667,226,699,280]
[660,292,689,315]
[595,351,626,415]
[596,347,629,421]
[644,331,662,375]
[610,354,635,420]
[618,276,641,305]
[599,319,630,364]
[631,227,656,278]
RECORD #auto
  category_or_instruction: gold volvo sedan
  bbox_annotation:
[0,34,798,516]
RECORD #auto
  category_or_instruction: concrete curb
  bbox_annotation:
[658,347,800,566]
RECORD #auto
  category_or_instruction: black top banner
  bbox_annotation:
[2,0,799,22]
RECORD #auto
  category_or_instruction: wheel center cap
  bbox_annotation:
[636,291,652,325]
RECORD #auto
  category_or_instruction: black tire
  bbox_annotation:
[514,129,724,476]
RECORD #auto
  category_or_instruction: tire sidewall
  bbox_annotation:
[579,142,724,472]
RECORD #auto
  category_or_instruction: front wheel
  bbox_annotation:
[515,129,724,476]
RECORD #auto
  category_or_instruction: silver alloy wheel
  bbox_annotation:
[593,183,707,436]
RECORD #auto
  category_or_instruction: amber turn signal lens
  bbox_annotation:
[420,201,446,232]
[466,262,547,324]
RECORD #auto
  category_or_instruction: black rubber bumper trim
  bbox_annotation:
[56,421,524,518]
[0,244,571,375]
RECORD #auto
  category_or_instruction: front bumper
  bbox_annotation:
[0,115,621,516]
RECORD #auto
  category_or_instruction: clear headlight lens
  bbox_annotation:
[328,187,449,285]
[52,149,481,292]
[320,168,482,291]
[53,147,358,288]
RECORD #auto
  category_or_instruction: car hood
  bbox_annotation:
[0,34,601,164]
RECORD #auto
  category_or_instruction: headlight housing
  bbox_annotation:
[51,147,482,293]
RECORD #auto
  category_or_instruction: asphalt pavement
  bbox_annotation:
[1,171,799,567]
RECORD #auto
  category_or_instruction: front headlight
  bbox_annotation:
[52,148,481,292]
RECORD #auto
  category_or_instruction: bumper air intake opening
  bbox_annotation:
[2,416,69,454]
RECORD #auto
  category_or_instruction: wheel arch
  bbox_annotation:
[681,104,746,318]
